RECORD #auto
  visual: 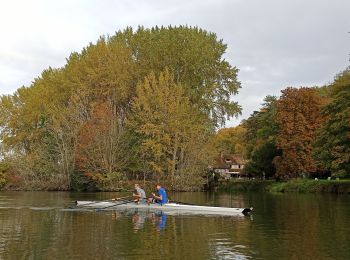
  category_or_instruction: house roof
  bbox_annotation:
[213,154,247,169]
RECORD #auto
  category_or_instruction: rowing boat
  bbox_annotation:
[75,201,253,216]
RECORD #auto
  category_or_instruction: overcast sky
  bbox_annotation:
[0,0,349,126]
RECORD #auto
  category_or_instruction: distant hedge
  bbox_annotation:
[269,179,350,194]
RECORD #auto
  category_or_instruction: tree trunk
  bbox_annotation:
[171,133,179,189]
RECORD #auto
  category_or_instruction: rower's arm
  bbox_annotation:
[153,193,162,200]
[133,193,141,198]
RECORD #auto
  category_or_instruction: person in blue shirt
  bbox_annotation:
[155,212,167,230]
[150,184,168,205]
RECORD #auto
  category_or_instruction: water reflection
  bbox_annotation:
[0,191,349,259]
[112,210,168,232]
[154,212,167,230]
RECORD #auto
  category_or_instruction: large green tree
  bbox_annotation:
[114,26,241,126]
[242,96,280,178]
[314,68,350,177]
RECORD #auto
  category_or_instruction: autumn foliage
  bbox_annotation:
[0,26,241,190]
[273,87,325,178]
[241,69,349,180]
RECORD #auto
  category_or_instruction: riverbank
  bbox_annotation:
[0,176,201,192]
[269,179,350,194]
[218,179,350,194]
[217,180,274,192]
[3,174,350,194]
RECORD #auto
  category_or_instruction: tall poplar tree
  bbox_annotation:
[114,26,241,126]
[128,70,212,189]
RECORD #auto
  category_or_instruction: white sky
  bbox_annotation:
[0,0,349,126]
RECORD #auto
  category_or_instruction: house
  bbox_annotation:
[213,154,247,180]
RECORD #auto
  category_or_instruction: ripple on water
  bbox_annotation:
[209,240,252,259]
[29,207,58,211]
[0,206,23,210]
[60,208,92,212]
[208,233,253,260]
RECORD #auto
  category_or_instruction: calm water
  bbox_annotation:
[0,191,349,259]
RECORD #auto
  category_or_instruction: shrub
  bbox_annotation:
[0,172,6,189]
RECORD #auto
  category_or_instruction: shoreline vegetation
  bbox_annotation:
[218,179,350,194]
[2,179,350,194]
[269,179,350,193]
[0,26,349,192]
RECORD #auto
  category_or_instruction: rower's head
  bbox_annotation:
[156,184,161,190]
[134,183,139,189]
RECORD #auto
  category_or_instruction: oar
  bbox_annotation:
[96,199,134,211]
[111,196,134,202]
[76,196,133,207]
[75,199,113,207]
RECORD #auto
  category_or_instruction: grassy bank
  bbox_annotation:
[217,180,274,192]
[217,179,350,194]
[269,179,350,194]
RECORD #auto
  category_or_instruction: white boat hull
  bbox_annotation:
[75,201,252,216]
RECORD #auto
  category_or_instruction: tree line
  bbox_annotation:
[0,26,241,191]
[215,68,350,180]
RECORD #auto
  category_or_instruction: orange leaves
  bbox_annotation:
[76,101,127,174]
[275,87,325,178]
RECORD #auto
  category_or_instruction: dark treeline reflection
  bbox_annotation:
[0,192,350,259]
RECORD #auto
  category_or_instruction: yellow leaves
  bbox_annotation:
[129,70,212,182]
[212,125,247,157]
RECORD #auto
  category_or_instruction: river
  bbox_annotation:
[0,191,349,259]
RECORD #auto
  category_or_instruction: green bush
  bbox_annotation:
[219,180,274,192]
[0,172,7,189]
[269,179,350,193]
[90,172,127,191]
